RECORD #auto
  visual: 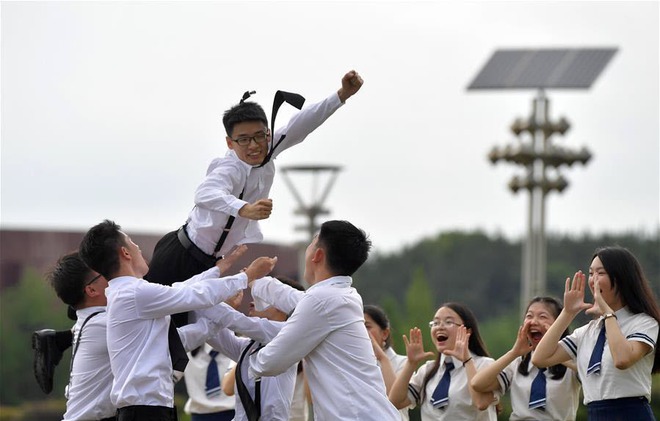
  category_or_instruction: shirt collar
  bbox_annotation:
[306,275,353,292]
[76,305,106,318]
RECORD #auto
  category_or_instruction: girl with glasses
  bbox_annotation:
[389,302,499,420]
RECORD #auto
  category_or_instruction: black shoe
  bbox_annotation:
[32,329,73,394]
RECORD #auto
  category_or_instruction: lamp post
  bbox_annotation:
[280,165,342,283]
[468,48,616,314]
[488,90,591,311]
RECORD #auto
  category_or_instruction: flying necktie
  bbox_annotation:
[587,323,607,375]
[430,360,454,409]
[205,350,221,398]
[528,367,547,410]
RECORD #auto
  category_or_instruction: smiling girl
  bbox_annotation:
[389,302,499,420]
[471,297,581,420]
[532,246,660,420]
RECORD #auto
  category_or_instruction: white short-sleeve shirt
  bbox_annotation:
[407,354,498,421]
[497,354,581,420]
[559,307,658,404]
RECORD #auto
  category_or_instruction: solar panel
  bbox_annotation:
[467,48,617,90]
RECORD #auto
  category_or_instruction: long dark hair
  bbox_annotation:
[594,246,660,373]
[420,302,490,403]
[518,296,568,380]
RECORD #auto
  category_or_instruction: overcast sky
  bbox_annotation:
[2,1,658,254]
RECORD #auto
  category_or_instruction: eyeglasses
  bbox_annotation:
[231,130,269,147]
[429,319,463,329]
[86,274,102,286]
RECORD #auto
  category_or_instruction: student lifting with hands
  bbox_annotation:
[532,246,660,420]
[471,297,581,420]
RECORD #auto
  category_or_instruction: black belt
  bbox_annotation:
[177,225,218,268]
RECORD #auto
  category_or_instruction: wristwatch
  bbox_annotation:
[602,312,617,320]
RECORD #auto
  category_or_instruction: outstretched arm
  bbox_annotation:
[271,70,364,158]
[533,272,589,367]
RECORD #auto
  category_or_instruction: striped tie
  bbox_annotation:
[430,361,454,409]
[528,367,547,410]
[587,323,607,375]
[205,350,221,398]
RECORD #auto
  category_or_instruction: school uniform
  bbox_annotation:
[200,303,295,421]
[408,354,498,421]
[497,354,580,420]
[183,343,236,421]
[105,267,247,412]
[63,307,115,421]
[559,307,658,419]
[249,276,401,421]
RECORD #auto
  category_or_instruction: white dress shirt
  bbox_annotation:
[62,306,115,421]
[201,303,295,421]
[559,306,658,404]
[187,92,343,256]
[408,354,498,421]
[105,266,247,409]
[497,354,581,420]
[183,343,236,415]
[249,276,401,421]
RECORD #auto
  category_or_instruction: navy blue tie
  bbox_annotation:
[430,361,454,409]
[205,350,221,398]
[528,367,547,410]
[587,323,607,375]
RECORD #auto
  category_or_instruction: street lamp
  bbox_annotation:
[468,48,616,314]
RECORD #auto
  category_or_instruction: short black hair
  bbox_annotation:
[222,101,268,137]
[47,251,94,308]
[79,219,125,280]
[317,220,371,276]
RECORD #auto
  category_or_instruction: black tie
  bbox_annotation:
[168,320,189,372]
[430,360,454,409]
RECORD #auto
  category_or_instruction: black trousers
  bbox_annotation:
[117,405,177,421]
[144,229,214,326]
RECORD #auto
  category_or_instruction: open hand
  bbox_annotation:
[443,325,471,363]
[563,271,593,316]
[511,320,534,357]
[403,327,435,365]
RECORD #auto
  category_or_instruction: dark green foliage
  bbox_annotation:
[355,230,659,322]
[0,268,71,405]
